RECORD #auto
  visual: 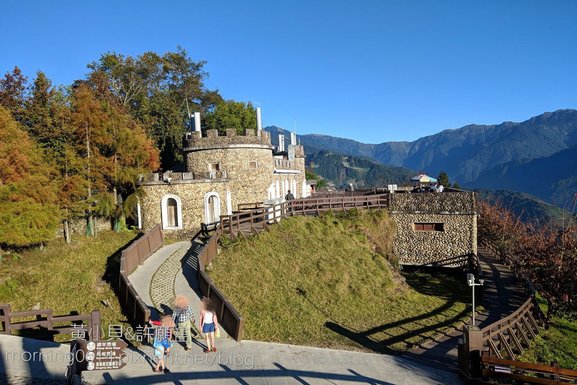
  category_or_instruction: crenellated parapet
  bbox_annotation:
[185,129,272,150]
[290,144,305,158]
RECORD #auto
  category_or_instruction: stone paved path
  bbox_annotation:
[149,241,191,313]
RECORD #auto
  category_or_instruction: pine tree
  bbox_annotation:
[437,171,450,188]
[0,106,60,248]
[0,66,28,122]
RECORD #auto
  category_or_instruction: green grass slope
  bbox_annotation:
[0,231,137,340]
[209,210,469,352]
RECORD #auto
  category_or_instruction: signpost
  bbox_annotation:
[78,339,128,371]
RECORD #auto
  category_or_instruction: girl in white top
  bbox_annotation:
[200,297,219,352]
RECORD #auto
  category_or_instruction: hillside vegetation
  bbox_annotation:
[267,109,577,205]
[0,231,136,341]
[209,210,469,352]
[521,297,577,369]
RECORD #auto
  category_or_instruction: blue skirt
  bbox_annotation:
[202,322,215,333]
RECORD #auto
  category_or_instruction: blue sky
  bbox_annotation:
[2,0,576,143]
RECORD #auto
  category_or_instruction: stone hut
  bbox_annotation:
[389,191,477,267]
[138,113,307,233]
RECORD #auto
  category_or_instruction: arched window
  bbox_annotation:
[161,194,183,230]
[204,192,221,224]
[167,198,178,227]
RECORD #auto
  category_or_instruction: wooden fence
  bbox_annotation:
[0,304,100,340]
[481,356,577,384]
[459,242,577,383]
[196,234,244,341]
[460,295,543,379]
[118,224,163,327]
[219,194,390,240]
[479,296,541,360]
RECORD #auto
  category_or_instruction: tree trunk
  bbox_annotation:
[63,219,71,244]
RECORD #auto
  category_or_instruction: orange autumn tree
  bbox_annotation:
[0,106,60,248]
[70,80,159,234]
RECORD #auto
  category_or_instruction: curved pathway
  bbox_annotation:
[93,238,465,385]
[149,241,191,312]
[406,245,528,369]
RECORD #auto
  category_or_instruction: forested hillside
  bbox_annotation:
[0,49,257,249]
[267,109,577,205]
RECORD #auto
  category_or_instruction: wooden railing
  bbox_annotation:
[119,224,163,327]
[0,304,100,340]
[219,194,389,239]
[458,240,576,383]
[481,356,577,384]
[460,296,543,379]
[196,233,244,341]
[480,296,541,359]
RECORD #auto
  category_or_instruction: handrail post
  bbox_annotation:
[90,310,101,340]
[461,324,483,378]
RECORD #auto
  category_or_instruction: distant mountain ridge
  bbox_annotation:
[266,109,577,205]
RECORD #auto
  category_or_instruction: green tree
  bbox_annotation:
[437,171,450,188]
[70,81,159,233]
[70,83,111,236]
[87,48,221,168]
[0,66,28,122]
[0,106,60,248]
[203,100,257,134]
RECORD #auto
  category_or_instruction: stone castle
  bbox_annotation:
[138,109,307,233]
[137,109,477,267]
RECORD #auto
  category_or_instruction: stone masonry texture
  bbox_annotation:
[389,192,477,266]
[140,129,306,232]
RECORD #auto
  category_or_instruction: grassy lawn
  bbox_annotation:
[520,297,577,368]
[0,230,137,341]
[208,210,470,352]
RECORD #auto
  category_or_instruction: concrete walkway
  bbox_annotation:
[81,339,463,385]
[84,239,465,384]
[0,334,69,385]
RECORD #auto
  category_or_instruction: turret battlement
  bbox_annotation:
[185,129,272,150]
[290,144,305,158]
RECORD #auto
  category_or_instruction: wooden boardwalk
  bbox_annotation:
[406,246,528,371]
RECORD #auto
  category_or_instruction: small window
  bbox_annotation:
[208,162,220,179]
[167,198,178,227]
[249,161,258,169]
[414,223,444,232]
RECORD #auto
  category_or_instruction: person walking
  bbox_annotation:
[200,297,219,353]
[151,319,172,373]
[171,295,195,351]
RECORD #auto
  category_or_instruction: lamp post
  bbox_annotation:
[467,273,484,326]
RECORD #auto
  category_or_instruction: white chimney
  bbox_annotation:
[278,134,285,152]
[291,132,297,145]
[256,107,262,132]
[194,112,201,132]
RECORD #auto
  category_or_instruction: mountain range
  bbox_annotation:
[266,109,577,206]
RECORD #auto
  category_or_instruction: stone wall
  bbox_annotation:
[186,146,275,210]
[139,181,229,232]
[389,191,476,213]
[391,212,477,266]
[389,191,477,266]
